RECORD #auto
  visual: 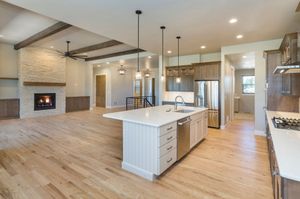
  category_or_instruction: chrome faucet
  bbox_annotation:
[174,96,185,110]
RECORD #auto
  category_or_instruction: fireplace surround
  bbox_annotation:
[34,93,56,111]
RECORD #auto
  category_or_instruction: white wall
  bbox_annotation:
[168,52,221,66]
[221,39,282,134]
[0,43,18,99]
[66,58,90,97]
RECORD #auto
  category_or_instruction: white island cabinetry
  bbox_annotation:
[103,105,208,181]
[190,110,208,149]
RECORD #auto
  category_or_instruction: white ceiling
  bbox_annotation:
[3,0,300,55]
[227,52,255,70]
[0,1,136,59]
[94,55,159,70]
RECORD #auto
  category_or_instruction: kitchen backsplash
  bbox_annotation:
[164,92,194,103]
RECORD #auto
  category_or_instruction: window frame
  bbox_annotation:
[242,75,255,94]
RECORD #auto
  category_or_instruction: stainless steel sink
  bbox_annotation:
[174,109,195,113]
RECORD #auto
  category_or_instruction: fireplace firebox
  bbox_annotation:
[34,93,56,111]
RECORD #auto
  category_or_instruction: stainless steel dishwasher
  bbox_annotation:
[177,117,191,160]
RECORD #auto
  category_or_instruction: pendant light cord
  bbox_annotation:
[161,26,166,76]
[136,10,142,72]
[176,36,181,76]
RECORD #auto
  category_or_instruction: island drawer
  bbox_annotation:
[160,130,176,147]
[160,122,177,136]
[159,147,177,174]
[159,138,177,157]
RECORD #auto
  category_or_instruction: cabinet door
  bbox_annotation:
[190,121,197,149]
[194,66,201,80]
[196,118,203,143]
[166,76,174,91]
[206,63,220,80]
[200,66,207,80]
[202,111,208,138]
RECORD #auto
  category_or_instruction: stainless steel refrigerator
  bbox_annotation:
[194,81,220,128]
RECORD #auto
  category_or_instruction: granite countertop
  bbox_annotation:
[103,105,207,127]
[266,111,300,181]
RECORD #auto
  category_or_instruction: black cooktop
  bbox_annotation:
[272,117,300,131]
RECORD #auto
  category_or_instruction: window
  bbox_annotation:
[242,76,255,94]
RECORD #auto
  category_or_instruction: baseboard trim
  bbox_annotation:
[254,130,266,136]
[122,162,155,181]
[106,105,126,109]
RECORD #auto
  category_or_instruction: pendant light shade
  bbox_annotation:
[118,65,126,75]
[176,36,181,83]
[161,26,166,81]
[135,10,142,80]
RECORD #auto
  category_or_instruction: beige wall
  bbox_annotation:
[0,43,18,99]
[224,57,235,124]
[66,58,90,97]
[93,66,134,108]
[235,69,255,113]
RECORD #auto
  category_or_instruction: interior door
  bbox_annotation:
[96,75,106,107]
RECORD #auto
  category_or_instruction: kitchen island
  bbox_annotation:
[103,105,208,181]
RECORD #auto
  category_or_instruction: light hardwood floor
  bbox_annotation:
[0,108,273,199]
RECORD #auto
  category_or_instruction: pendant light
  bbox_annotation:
[176,36,181,83]
[118,65,126,75]
[160,26,166,81]
[144,69,150,78]
[135,10,142,80]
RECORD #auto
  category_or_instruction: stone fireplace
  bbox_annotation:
[34,93,56,111]
[19,47,66,118]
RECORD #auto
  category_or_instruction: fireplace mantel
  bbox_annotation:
[23,81,66,87]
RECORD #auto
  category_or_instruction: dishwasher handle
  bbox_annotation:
[178,117,191,126]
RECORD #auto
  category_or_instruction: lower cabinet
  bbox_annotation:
[190,110,208,149]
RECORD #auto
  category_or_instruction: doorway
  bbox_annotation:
[227,52,255,121]
[96,75,106,107]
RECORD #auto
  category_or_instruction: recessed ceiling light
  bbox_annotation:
[236,34,243,39]
[229,18,238,24]
[243,55,247,59]
[106,62,110,64]
[167,50,172,54]
[0,35,3,38]
[83,53,88,55]
[148,56,152,59]
[200,45,206,49]
[50,46,54,49]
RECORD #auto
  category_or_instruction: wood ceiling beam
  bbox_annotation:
[297,2,300,12]
[69,40,123,55]
[14,22,72,50]
[85,48,145,61]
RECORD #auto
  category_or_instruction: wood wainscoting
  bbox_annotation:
[0,98,20,119]
[66,96,90,112]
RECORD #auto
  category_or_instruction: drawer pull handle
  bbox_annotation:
[167,127,173,131]
[167,158,173,163]
[167,146,173,151]
[167,136,173,141]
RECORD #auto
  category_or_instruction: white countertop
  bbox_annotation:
[103,105,207,127]
[266,111,300,181]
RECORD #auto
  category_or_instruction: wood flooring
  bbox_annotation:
[0,108,273,199]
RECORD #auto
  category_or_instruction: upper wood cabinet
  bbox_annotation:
[193,62,220,81]
[280,33,299,65]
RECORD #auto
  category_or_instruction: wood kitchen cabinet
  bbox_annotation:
[265,50,299,112]
[280,33,299,65]
[193,62,220,80]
